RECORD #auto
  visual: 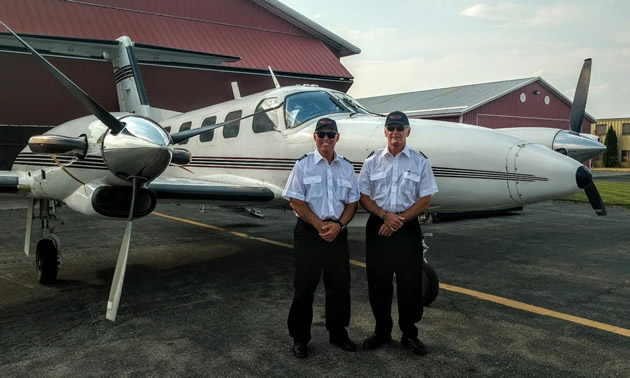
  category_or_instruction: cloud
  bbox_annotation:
[310,12,326,20]
[459,3,582,27]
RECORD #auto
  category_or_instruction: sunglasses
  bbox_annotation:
[386,124,408,132]
[316,131,337,139]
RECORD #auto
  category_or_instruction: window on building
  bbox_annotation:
[177,122,192,145]
[199,116,217,142]
[622,123,630,135]
[223,110,242,139]
[622,150,630,162]
[253,98,280,133]
[595,124,607,135]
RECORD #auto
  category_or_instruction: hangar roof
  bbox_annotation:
[0,0,357,79]
[357,77,596,122]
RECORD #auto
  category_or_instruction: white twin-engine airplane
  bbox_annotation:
[0,22,606,321]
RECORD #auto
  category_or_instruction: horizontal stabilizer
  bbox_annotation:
[0,32,240,67]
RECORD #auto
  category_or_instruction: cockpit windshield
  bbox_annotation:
[333,92,371,115]
[285,91,349,128]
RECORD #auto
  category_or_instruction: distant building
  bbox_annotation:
[357,77,596,133]
[592,118,630,168]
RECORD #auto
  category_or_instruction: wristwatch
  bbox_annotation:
[334,220,346,231]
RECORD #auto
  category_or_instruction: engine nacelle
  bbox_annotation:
[63,181,156,218]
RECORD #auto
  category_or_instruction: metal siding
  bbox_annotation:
[466,82,582,131]
[67,0,310,36]
[0,0,351,78]
[0,52,351,125]
[592,118,630,166]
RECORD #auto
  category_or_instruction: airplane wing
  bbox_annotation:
[148,175,276,204]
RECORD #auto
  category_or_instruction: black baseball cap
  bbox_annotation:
[315,117,338,132]
[385,111,409,127]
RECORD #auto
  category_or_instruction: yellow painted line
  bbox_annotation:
[440,284,630,338]
[153,212,630,339]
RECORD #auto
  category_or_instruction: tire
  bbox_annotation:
[36,238,58,284]
[422,262,439,306]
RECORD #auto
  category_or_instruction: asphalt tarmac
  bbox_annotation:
[1,199,629,377]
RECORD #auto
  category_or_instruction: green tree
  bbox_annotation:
[603,126,619,167]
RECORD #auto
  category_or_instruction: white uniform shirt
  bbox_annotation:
[283,150,360,220]
[359,146,438,213]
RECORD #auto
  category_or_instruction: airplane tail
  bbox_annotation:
[107,36,150,117]
[0,32,240,118]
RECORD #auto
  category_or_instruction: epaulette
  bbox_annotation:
[417,150,428,159]
[297,154,308,161]
[366,150,375,158]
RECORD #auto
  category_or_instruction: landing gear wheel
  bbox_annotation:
[422,262,439,306]
[36,238,58,284]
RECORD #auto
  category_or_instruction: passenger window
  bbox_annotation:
[177,122,192,145]
[223,110,242,139]
[253,98,279,133]
[200,116,217,142]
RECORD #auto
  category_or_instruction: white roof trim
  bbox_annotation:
[254,0,361,57]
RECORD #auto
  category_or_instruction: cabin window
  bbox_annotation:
[200,116,217,142]
[177,122,192,145]
[622,123,630,135]
[595,124,607,136]
[285,91,348,128]
[223,110,242,139]
[253,98,280,133]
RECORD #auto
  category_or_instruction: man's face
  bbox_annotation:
[314,128,339,154]
[384,123,410,148]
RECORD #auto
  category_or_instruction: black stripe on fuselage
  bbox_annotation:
[13,153,548,182]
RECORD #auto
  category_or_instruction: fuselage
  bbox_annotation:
[11,86,587,215]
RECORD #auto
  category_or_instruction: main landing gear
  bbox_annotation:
[25,199,63,284]
[421,237,440,306]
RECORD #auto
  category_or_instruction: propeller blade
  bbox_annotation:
[0,21,125,134]
[170,102,283,144]
[105,177,141,321]
[584,182,607,216]
[569,58,592,133]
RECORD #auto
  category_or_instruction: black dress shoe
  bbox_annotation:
[293,342,308,359]
[401,336,428,356]
[362,334,391,350]
[330,337,358,352]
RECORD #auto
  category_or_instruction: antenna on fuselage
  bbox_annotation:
[268,66,281,89]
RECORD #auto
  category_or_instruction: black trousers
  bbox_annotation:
[366,214,423,339]
[287,218,351,343]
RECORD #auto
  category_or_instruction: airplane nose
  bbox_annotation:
[553,130,605,162]
[507,142,583,204]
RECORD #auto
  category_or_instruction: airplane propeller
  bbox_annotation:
[576,166,607,216]
[569,58,591,134]
[1,21,282,321]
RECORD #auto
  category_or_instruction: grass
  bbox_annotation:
[559,181,630,208]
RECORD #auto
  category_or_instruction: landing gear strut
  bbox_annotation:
[25,199,63,284]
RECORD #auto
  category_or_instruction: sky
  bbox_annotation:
[281,0,630,119]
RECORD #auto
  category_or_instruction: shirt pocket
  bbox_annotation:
[401,171,421,195]
[335,178,352,201]
[369,171,388,195]
[303,175,323,198]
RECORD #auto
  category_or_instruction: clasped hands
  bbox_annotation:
[319,221,342,242]
[379,212,405,237]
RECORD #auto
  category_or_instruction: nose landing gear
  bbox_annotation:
[25,199,63,284]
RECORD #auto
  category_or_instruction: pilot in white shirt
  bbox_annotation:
[282,117,359,359]
[358,110,438,357]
